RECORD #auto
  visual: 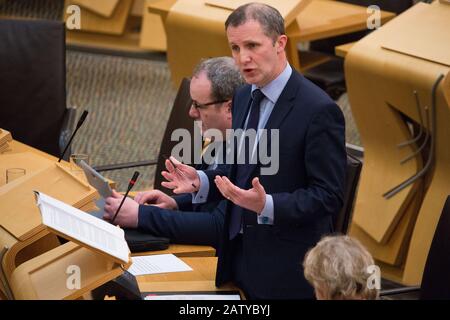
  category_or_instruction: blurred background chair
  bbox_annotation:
[302,0,414,100]
[0,18,76,159]
[333,152,363,234]
[94,77,194,194]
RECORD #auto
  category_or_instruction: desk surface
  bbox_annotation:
[3,140,57,161]
[335,41,356,58]
[288,0,395,41]
[137,256,241,295]
[132,244,216,257]
[137,256,216,285]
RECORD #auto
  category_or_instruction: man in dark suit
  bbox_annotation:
[102,57,244,249]
[161,3,347,299]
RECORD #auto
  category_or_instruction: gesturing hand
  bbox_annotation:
[160,156,200,194]
[134,189,178,209]
[214,176,266,214]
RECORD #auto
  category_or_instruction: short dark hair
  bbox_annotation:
[225,2,285,43]
[193,57,244,102]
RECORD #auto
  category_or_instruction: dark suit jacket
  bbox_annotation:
[205,70,347,299]
[137,150,226,248]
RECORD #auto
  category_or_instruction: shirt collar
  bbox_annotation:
[251,63,292,104]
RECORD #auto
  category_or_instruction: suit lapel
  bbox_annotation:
[264,71,299,131]
[242,72,300,183]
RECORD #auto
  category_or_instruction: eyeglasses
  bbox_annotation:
[192,99,229,109]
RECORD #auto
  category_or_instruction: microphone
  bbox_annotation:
[58,110,89,162]
[111,171,140,225]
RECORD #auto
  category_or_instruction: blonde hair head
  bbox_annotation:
[303,235,379,300]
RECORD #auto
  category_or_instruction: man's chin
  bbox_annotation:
[243,74,261,86]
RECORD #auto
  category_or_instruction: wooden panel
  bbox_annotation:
[66,16,146,52]
[9,242,123,300]
[381,1,450,67]
[146,0,177,18]
[0,152,53,187]
[64,0,133,35]
[335,41,355,58]
[132,244,215,257]
[287,0,396,41]
[0,163,96,241]
[349,184,422,266]
[3,140,57,161]
[139,0,167,51]
[205,0,312,26]
[346,1,450,285]
[72,0,120,18]
[131,0,145,16]
[0,129,12,146]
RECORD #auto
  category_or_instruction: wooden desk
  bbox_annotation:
[147,0,395,87]
[3,140,57,161]
[286,0,395,73]
[346,1,450,284]
[0,140,100,294]
[335,41,356,58]
[138,256,241,295]
[133,244,215,257]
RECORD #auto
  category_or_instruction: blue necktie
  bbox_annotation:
[229,89,265,239]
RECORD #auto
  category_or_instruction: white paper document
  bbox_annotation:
[128,254,193,276]
[35,191,130,264]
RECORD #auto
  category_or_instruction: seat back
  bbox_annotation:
[0,19,66,157]
[420,196,450,299]
[153,78,194,193]
[333,153,362,234]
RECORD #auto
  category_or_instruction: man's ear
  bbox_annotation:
[276,35,288,53]
[226,101,232,112]
[226,101,232,118]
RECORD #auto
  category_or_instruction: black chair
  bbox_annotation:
[303,0,414,100]
[94,77,194,194]
[380,196,450,299]
[333,153,363,234]
[0,18,76,159]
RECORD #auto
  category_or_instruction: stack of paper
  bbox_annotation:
[0,128,12,153]
[35,191,130,264]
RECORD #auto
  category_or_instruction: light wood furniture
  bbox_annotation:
[65,0,133,35]
[0,138,115,299]
[335,41,355,58]
[138,257,242,296]
[9,241,130,300]
[346,1,450,285]
[132,244,215,257]
[71,0,121,18]
[148,0,395,87]
[64,0,168,52]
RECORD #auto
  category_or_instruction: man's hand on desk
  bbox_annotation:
[161,156,200,194]
[134,189,178,209]
[215,176,266,214]
[103,190,139,228]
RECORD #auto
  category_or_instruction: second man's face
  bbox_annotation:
[189,72,231,140]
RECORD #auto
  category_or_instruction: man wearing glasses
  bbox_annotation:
[103,56,244,250]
